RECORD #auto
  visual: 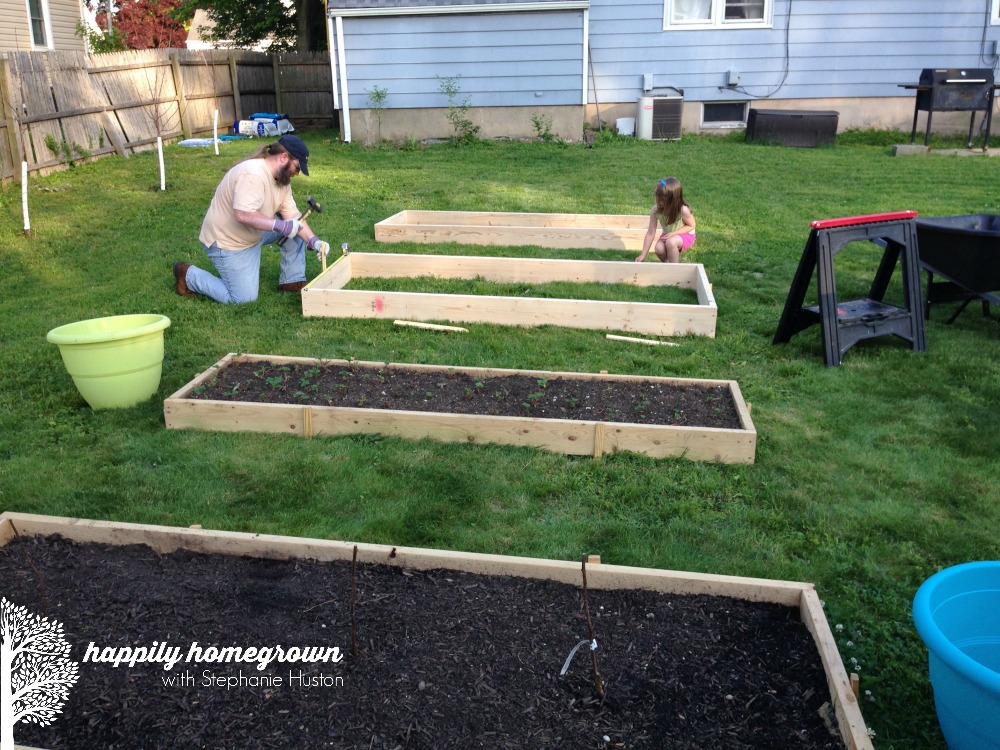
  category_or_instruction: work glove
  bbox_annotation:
[272,217,301,239]
[308,236,330,261]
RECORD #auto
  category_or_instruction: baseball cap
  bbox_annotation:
[277,134,309,176]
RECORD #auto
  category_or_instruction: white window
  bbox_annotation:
[25,0,53,48]
[992,0,999,25]
[665,0,772,29]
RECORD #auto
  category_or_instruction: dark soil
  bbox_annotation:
[188,360,744,430]
[2,534,843,750]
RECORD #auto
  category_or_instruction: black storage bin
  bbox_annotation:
[745,109,839,147]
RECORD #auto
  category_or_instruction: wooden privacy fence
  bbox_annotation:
[0,49,335,183]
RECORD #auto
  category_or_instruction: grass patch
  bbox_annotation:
[342,275,698,304]
[2,132,999,749]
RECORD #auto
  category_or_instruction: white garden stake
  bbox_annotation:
[393,320,469,333]
[157,136,165,191]
[213,109,219,155]
[21,161,30,237]
[606,334,680,347]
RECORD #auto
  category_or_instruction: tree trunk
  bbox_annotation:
[295,0,328,51]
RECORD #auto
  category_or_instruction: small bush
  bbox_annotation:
[437,75,481,145]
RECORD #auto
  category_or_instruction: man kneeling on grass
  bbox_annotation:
[173,134,330,303]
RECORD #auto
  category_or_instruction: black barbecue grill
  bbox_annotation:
[900,68,997,148]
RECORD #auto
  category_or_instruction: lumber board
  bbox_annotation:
[693,265,716,306]
[380,210,650,229]
[310,251,353,290]
[0,511,801,599]
[305,289,712,337]
[164,399,306,436]
[799,588,874,750]
[346,252,700,288]
[393,320,469,332]
[606,334,680,346]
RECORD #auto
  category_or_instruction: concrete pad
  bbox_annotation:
[893,143,1000,157]
[893,144,931,156]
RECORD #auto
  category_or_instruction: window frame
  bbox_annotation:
[992,0,999,25]
[664,0,773,30]
[701,101,749,129]
[24,0,54,49]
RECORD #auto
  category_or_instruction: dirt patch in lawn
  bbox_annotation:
[3,534,842,750]
[187,360,743,430]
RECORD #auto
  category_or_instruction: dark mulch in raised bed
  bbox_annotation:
[2,534,843,750]
[186,360,744,430]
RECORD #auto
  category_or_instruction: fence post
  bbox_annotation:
[169,52,192,139]
[0,56,25,182]
[272,53,283,115]
[228,52,243,121]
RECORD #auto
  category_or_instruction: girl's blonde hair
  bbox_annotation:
[655,177,688,226]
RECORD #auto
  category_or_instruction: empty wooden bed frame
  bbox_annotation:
[301,252,717,338]
[374,210,651,251]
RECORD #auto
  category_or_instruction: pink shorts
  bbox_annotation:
[661,233,696,252]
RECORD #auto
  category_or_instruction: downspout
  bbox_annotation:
[583,7,601,131]
[336,16,351,143]
[326,8,339,110]
[589,41,602,131]
[581,9,589,108]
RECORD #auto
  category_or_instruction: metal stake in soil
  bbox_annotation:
[580,554,605,700]
[351,545,358,657]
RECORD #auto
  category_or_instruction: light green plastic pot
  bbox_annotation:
[46,314,171,409]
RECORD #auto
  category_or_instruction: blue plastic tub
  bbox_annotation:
[913,561,1000,750]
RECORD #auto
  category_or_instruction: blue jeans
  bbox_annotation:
[185,230,307,304]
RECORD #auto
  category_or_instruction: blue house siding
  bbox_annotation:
[587,0,1000,105]
[334,11,586,111]
[327,0,1000,138]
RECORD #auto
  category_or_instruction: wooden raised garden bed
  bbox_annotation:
[0,512,873,750]
[302,252,717,338]
[163,354,756,463]
[373,210,651,251]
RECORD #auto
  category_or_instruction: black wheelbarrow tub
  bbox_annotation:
[916,214,1000,294]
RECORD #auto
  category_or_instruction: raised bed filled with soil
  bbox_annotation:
[374,210,651,251]
[0,512,873,750]
[302,253,717,338]
[164,354,757,463]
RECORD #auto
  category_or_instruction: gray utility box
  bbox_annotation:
[745,109,839,147]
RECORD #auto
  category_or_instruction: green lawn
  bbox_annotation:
[1,130,999,749]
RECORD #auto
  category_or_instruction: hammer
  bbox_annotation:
[277,196,323,247]
[301,195,323,222]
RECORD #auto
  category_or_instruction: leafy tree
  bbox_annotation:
[185,0,327,52]
[87,0,193,49]
[76,22,128,52]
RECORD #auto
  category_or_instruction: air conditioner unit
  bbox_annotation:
[636,95,683,140]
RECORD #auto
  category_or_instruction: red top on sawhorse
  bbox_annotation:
[810,210,918,230]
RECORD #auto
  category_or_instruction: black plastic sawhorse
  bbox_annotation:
[772,211,926,366]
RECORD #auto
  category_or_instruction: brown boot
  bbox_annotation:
[278,281,308,293]
[173,262,195,297]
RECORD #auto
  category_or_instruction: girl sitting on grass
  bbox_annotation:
[635,177,696,263]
